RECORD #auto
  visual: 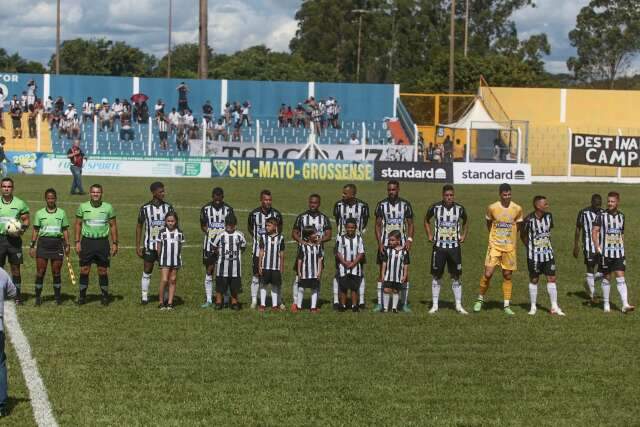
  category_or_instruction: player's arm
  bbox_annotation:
[401,263,409,284]
[362,203,370,231]
[317,253,324,277]
[519,220,529,246]
[247,213,254,238]
[258,247,265,276]
[485,205,492,231]
[375,216,383,251]
[199,207,208,234]
[592,224,601,254]
[19,211,30,234]
[28,221,39,258]
[291,216,303,245]
[335,243,349,267]
[405,217,415,250]
[424,208,434,242]
[109,218,118,256]
[135,207,145,258]
[573,225,582,258]
[74,215,82,253]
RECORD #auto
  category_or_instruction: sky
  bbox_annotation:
[0,0,604,75]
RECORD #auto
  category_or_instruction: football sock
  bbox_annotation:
[204,274,213,303]
[297,287,305,309]
[547,282,558,309]
[595,272,604,280]
[35,275,44,294]
[602,279,611,304]
[616,277,629,307]
[402,282,410,305]
[251,276,259,304]
[502,279,513,303]
[311,289,319,309]
[223,290,230,305]
[359,277,366,305]
[293,276,299,306]
[13,275,21,295]
[529,283,537,308]
[259,287,267,306]
[431,278,441,307]
[52,275,61,289]
[452,279,462,305]
[98,275,109,294]
[382,292,390,311]
[479,276,490,296]
[332,277,339,304]
[141,272,151,300]
[79,273,89,291]
[271,288,280,308]
[392,293,400,310]
[585,273,595,298]
[377,282,383,305]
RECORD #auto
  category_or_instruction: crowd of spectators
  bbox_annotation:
[277,96,341,134]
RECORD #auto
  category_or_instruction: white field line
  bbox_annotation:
[4,302,58,427]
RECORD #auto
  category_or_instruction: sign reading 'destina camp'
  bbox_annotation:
[571,133,640,167]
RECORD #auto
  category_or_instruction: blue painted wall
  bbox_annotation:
[50,74,132,105]
[139,77,221,116]
[316,82,395,121]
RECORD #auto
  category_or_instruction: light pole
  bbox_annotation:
[352,9,368,83]
[464,0,469,57]
[55,0,60,74]
[167,0,172,78]
[198,0,208,79]
[448,0,456,122]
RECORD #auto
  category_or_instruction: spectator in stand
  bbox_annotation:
[168,108,180,133]
[349,133,360,145]
[68,111,81,140]
[432,142,443,162]
[9,95,19,111]
[26,80,37,106]
[136,101,149,123]
[311,105,322,135]
[443,135,453,162]
[154,99,165,116]
[211,119,228,142]
[120,111,134,142]
[20,91,27,109]
[27,105,37,138]
[0,137,6,177]
[10,104,22,139]
[67,139,86,195]
[203,100,214,123]
[183,110,198,139]
[223,102,232,125]
[278,104,287,127]
[241,101,251,127]
[53,96,64,112]
[122,99,131,116]
[177,82,189,113]
[99,104,115,132]
[284,106,294,127]
[82,97,94,124]
[50,106,62,131]
[112,98,123,121]
[232,108,242,141]
[157,112,170,150]
[295,104,307,128]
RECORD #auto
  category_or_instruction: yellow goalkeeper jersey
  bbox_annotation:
[485,201,524,252]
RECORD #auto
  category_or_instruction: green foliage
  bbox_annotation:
[155,43,211,79]
[0,48,46,74]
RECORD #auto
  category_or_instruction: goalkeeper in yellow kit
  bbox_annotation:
[474,183,524,315]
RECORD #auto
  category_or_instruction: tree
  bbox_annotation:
[0,48,46,73]
[567,0,640,89]
[155,43,212,79]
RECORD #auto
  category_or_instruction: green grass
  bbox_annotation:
[4,176,640,426]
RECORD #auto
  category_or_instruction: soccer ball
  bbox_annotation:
[5,218,21,237]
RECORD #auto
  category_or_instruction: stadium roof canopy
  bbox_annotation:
[441,97,504,130]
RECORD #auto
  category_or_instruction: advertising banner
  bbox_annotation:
[5,152,45,175]
[211,158,374,181]
[453,162,531,185]
[571,133,640,167]
[41,156,210,178]
[373,162,452,183]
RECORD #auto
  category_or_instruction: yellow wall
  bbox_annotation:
[0,113,52,153]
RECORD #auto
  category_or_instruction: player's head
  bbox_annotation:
[44,188,57,208]
[89,184,103,202]
[387,180,399,200]
[533,195,548,212]
[225,213,237,231]
[165,211,178,229]
[150,181,165,200]
[260,189,272,210]
[388,230,402,248]
[1,177,13,197]
[498,183,511,204]
[607,191,620,210]
[442,184,455,205]
[302,225,316,242]
[591,193,602,209]
[211,187,224,205]
[265,217,278,234]
[0,136,5,145]
[73,138,80,147]
[308,194,321,212]
[345,217,357,236]
[342,184,357,203]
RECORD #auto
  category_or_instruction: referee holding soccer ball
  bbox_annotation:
[0,178,29,305]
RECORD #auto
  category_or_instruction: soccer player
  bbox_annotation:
[381,230,410,313]
[200,187,234,307]
[291,194,332,310]
[334,218,365,312]
[573,194,604,304]
[211,214,246,310]
[374,180,414,312]
[74,184,118,305]
[473,183,523,315]
[520,196,565,316]
[248,190,283,309]
[257,217,285,312]
[424,184,468,314]
[592,192,635,313]
[156,212,184,311]
[136,182,173,305]
[29,188,70,305]
[294,226,324,312]
[0,177,29,305]
[332,183,369,309]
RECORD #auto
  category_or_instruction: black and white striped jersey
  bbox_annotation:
[137,200,174,251]
[382,247,410,283]
[576,206,603,254]
[333,199,370,235]
[248,207,283,257]
[595,210,625,259]
[375,198,414,246]
[213,231,247,277]
[425,202,467,249]
[259,233,285,271]
[293,210,332,240]
[297,244,324,280]
[523,212,554,262]
[158,118,169,132]
[200,202,234,252]
[157,227,185,268]
[334,234,365,277]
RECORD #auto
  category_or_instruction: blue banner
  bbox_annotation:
[211,158,374,181]
[5,151,45,175]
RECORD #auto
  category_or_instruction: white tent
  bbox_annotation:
[442,97,504,130]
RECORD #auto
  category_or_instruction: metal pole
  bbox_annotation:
[567,128,573,178]
[448,0,456,122]
[55,0,61,74]
[148,117,153,156]
[93,115,98,155]
[413,124,419,162]
[198,0,208,79]
[201,119,206,156]
[361,122,366,161]
[256,119,261,158]
[356,14,363,83]
[36,112,42,152]
[464,0,469,57]
[167,0,172,78]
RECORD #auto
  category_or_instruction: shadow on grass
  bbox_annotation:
[4,396,30,415]
[566,291,614,310]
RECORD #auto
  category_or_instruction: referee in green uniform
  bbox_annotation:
[74,184,118,305]
[0,177,29,305]
[29,188,70,305]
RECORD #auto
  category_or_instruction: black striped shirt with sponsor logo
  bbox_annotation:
[576,206,603,255]
[425,202,467,249]
[595,210,625,259]
[293,210,332,241]
[334,234,365,277]
[157,227,184,268]
[333,199,369,235]
[297,243,323,280]
[138,200,173,251]
[523,212,554,262]
[382,247,410,283]
[259,233,285,271]
[212,230,246,278]
[248,207,283,257]
[200,202,234,253]
[375,197,413,246]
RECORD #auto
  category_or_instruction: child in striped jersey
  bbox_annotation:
[258,217,285,312]
[155,212,184,310]
[293,226,324,313]
[334,218,365,312]
[381,230,410,313]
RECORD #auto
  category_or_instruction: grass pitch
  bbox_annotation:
[4,175,640,426]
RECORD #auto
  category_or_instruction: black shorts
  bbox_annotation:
[252,256,260,275]
[36,237,64,261]
[79,237,110,267]
[583,251,600,269]
[159,131,168,140]
[383,281,403,291]
[601,257,625,274]
[527,259,557,279]
[0,235,23,266]
[260,270,282,288]
[338,275,361,293]
[299,278,320,289]
[203,250,218,266]
[431,246,462,277]
[215,276,241,294]
[143,248,159,263]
